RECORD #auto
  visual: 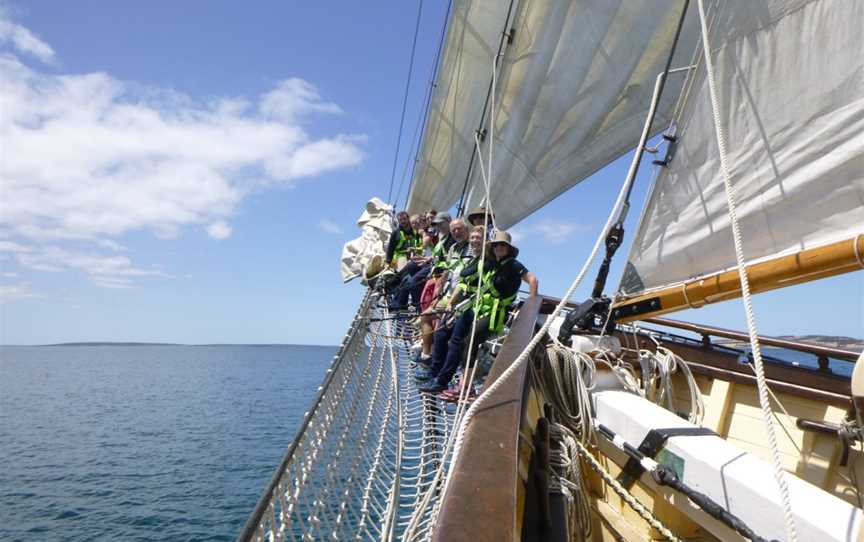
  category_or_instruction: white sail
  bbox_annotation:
[408,0,701,229]
[620,0,864,297]
[405,0,515,215]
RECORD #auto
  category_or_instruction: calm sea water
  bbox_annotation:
[0,345,336,542]
[0,343,852,541]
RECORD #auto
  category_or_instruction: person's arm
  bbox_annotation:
[385,230,399,265]
[522,271,538,297]
[446,288,464,311]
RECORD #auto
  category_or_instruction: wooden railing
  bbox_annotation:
[432,294,543,542]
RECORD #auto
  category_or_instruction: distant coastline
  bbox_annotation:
[715,335,863,352]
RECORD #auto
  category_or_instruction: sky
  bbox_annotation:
[1,1,861,345]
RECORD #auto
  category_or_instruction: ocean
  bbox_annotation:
[0,345,336,542]
[0,343,852,541]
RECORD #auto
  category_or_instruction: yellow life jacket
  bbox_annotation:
[391,229,422,264]
[473,257,518,333]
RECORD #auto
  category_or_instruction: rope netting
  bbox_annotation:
[240,290,458,542]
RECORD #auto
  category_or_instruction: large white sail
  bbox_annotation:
[405,0,515,215]
[620,0,864,297]
[408,0,701,229]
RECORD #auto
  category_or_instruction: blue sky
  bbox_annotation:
[1,1,861,345]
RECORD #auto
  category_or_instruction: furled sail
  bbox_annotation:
[340,197,393,282]
[619,0,864,301]
[408,0,702,229]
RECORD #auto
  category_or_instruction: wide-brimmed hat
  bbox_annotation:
[466,207,494,225]
[431,212,452,225]
[487,229,518,258]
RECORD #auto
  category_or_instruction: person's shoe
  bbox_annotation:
[438,388,461,402]
[415,355,433,369]
[413,370,435,381]
[418,382,447,394]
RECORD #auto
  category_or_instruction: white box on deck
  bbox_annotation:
[592,390,863,542]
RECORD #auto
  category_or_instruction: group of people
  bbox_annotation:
[383,208,538,399]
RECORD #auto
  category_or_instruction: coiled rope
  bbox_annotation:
[695,1,797,539]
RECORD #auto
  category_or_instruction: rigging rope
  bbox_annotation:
[395,0,454,210]
[695,1,797,539]
[387,0,425,206]
[402,49,504,540]
[567,425,683,541]
[441,92,646,504]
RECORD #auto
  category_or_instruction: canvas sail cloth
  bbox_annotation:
[408,0,701,229]
[340,197,393,283]
[620,0,864,297]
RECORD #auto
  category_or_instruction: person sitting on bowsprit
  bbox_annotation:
[386,211,422,270]
[415,219,472,366]
[393,213,455,310]
[466,206,495,239]
[417,230,538,394]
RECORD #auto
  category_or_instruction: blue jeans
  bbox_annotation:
[395,263,431,307]
[430,310,490,387]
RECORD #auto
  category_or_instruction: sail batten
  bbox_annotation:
[407,0,702,228]
[620,0,864,300]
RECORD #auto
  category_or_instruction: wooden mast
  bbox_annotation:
[612,234,864,323]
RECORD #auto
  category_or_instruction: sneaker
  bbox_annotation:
[438,391,459,402]
[413,370,435,381]
[418,382,447,394]
[438,389,461,402]
[415,355,433,369]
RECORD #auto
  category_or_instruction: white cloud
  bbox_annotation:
[260,78,342,121]
[0,241,32,253]
[0,12,368,290]
[0,282,39,303]
[206,221,232,240]
[14,245,170,288]
[0,14,55,63]
[0,15,365,248]
[97,239,127,251]
[318,218,342,235]
[2,272,17,278]
[509,219,588,245]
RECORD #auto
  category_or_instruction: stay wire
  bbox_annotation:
[387,0,425,206]
[395,0,453,211]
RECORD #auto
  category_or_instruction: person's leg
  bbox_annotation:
[462,315,491,373]
[420,315,435,359]
[393,261,421,307]
[408,265,432,306]
[428,321,453,376]
[434,310,476,388]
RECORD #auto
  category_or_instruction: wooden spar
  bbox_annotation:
[612,234,864,323]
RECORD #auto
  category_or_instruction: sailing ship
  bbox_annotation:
[238,0,864,540]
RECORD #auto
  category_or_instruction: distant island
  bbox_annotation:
[715,335,863,352]
[774,335,864,351]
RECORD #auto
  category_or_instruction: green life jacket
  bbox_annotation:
[473,257,519,333]
[457,256,484,296]
[392,228,422,264]
[431,235,451,271]
[443,241,469,273]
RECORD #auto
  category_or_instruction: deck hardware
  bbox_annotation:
[617,426,716,489]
